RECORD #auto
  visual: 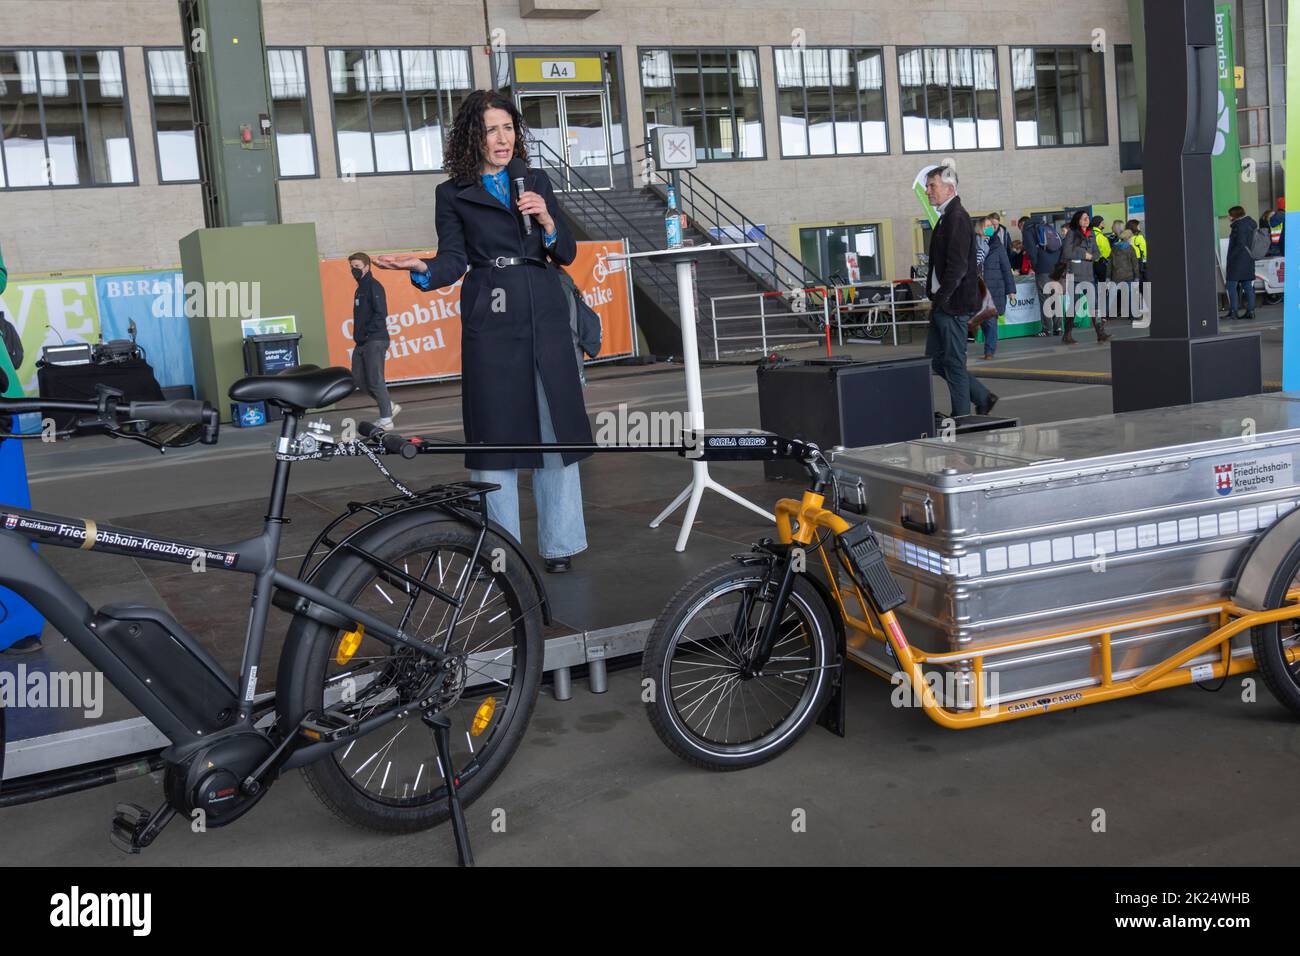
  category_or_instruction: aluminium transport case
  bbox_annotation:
[827,393,1300,709]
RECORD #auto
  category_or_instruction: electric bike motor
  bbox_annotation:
[164,732,276,826]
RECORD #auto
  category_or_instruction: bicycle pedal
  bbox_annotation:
[109,803,150,854]
[299,710,360,742]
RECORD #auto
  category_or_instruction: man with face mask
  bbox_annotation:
[349,252,399,428]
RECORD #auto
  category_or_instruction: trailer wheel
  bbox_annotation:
[1249,552,1300,717]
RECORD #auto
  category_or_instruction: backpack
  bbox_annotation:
[1038,223,1062,253]
[0,314,21,372]
[1250,225,1271,260]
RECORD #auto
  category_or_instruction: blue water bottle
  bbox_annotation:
[665,186,682,248]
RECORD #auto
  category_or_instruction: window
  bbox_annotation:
[775,47,886,157]
[898,47,1000,152]
[328,47,473,176]
[268,48,316,177]
[0,48,134,188]
[145,48,198,183]
[1115,44,1141,169]
[1013,46,1107,147]
[639,47,764,161]
[800,223,881,283]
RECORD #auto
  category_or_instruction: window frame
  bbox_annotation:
[773,45,890,159]
[143,46,200,186]
[0,45,138,191]
[636,45,768,163]
[896,45,1003,154]
[799,221,884,283]
[267,45,320,180]
[324,44,476,179]
[1011,44,1110,150]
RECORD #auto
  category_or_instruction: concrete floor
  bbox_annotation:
[3,305,1298,865]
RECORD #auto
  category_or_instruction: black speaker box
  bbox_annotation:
[756,357,935,480]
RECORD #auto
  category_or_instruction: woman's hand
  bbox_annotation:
[374,254,427,273]
[516,191,554,233]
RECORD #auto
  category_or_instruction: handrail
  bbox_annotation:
[628,136,828,295]
[645,165,831,295]
[528,137,681,313]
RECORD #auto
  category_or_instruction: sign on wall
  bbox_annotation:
[321,241,636,384]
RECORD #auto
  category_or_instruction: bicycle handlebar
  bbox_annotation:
[358,421,421,459]
[0,389,220,446]
[126,400,221,445]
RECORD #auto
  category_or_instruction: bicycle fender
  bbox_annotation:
[1232,507,1300,611]
[802,568,847,738]
[303,504,552,626]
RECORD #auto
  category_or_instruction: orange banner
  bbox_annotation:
[322,240,634,384]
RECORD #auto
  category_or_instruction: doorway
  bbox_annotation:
[518,90,614,191]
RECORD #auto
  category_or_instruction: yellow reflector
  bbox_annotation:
[336,625,364,666]
[471,697,498,737]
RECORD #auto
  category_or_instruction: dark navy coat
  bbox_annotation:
[1225,215,1258,282]
[416,169,592,470]
[979,232,1016,315]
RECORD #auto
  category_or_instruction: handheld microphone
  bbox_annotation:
[507,158,532,236]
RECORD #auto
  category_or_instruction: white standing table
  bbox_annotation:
[606,242,775,551]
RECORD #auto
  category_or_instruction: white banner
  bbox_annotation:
[1003,278,1040,327]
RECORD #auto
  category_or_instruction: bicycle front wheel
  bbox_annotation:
[643,560,837,771]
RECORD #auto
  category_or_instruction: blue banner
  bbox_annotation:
[1286,9,1300,391]
[94,272,195,390]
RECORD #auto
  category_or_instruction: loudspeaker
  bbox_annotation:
[756,358,934,480]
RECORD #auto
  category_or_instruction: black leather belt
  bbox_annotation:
[471,256,548,269]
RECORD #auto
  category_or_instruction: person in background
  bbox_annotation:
[1126,219,1148,281]
[1059,209,1111,345]
[1008,238,1032,275]
[1109,229,1141,319]
[1091,218,1111,279]
[1091,217,1111,319]
[348,252,401,430]
[1224,205,1257,322]
[923,165,997,417]
[1265,201,1285,256]
[1019,215,1062,337]
[989,212,1010,251]
[978,215,1015,361]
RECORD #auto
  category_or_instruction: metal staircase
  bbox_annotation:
[530,140,831,357]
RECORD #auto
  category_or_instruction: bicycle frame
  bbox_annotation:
[773,490,1300,729]
[0,411,468,768]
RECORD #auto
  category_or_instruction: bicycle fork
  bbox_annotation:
[743,546,801,677]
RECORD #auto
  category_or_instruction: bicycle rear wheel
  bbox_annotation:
[284,519,543,832]
[643,559,836,771]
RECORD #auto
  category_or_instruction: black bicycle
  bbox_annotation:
[0,367,555,866]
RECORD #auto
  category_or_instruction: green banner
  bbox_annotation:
[0,275,102,396]
[1212,3,1241,216]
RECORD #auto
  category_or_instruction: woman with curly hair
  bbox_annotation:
[376,90,590,572]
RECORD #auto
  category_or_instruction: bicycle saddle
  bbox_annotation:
[229,366,355,411]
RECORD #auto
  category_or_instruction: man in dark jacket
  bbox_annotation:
[1224,206,1258,321]
[925,166,996,417]
[349,252,400,428]
[1019,215,1062,336]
